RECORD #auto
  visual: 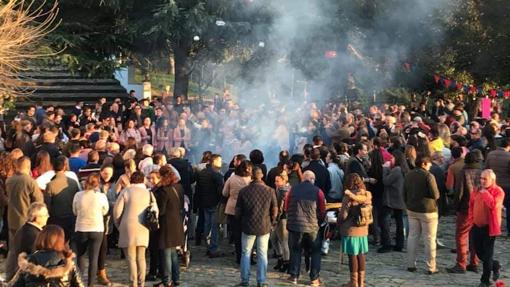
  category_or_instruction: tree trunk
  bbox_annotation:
[173,43,191,100]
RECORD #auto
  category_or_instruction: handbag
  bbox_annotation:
[143,192,159,231]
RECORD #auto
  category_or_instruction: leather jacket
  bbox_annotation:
[8,251,84,287]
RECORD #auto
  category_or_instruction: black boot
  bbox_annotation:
[279,261,289,273]
[273,257,283,270]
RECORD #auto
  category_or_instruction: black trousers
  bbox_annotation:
[227,215,242,263]
[380,207,404,249]
[73,231,103,286]
[471,225,495,284]
[98,232,107,270]
[148,230,163,276]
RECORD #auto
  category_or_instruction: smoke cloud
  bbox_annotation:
[212,0,455,164]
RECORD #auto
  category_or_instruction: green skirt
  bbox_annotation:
[342,236,369,255]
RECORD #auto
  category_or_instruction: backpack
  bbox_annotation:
[349,203,373,227]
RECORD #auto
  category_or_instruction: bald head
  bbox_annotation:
[303,170,315,184]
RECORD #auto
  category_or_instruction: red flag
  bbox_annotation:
[490,89,497,97]
[433,75,440,84]
[469,85,477,94]
[504,91,510,98]
[444,79,451,88]
[456,82,463,90]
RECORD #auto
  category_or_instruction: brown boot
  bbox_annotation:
[97,269,112,286]
[358,271,365,287]
[341,272,358,287]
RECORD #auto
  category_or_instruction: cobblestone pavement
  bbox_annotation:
[1,215,509,286]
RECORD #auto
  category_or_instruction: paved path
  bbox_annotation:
[1,216,509,286]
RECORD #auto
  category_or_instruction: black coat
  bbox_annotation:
[195,165,224,209]
[5,223,41,280]
[303,160,331,193]
[168,158,195,198]
[9,251,84,287]
[155,184,185,249]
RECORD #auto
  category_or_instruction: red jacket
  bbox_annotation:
[468,184,505,237]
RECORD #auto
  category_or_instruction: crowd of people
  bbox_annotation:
[0,90,508,287]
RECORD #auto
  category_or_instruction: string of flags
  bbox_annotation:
[433,74,510,99]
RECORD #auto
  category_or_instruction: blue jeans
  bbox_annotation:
[203,206,219,252]
[162,248,179,284]
[288,230,322,280]
[240,233,270,285]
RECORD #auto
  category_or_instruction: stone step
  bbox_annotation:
[21,72,88,79]
[23,92,127,100]
[21,78,121,86]
[23,85,127,93]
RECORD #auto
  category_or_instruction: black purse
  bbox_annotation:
[143,192,159,231]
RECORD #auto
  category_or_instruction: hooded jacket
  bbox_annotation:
[8,251,84,287]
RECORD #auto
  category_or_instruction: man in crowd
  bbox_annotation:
[303,148,331,198]
[447,150,482,274]
[45,155,81,240]
[236,167,278,287]
[404,156,440,275]
[485,138,510,237]
[6,156,43,245]
[285,171,326,286]
[195,154,225,257]
[469,169,505,287]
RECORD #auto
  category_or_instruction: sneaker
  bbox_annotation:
[310,279,322,286]
[446,265,466,274]
[466,264,479,273]
[286,276,298,284]
[407,267,417,272]
[492,260,501,281]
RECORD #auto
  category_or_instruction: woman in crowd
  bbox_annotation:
[32,150,52,178]
[119,119,141,146]
[222,159,252,264]
[115,159,136,195]
[154,165,185,287]
[155,117,172,153]
[147,170,163,281]
[139,117,155,146]
[97,163,116,286]
[114,171,158,287]
[72,173,109,286]
[379,150,408,253]
[272,170,291,272]
[338,173,372,287]
[173,118,191,150]
[8,225,84,286]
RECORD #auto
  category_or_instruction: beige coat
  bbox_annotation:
[113,184,158,248]
[222,174,251,215]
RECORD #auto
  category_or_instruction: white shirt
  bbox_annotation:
[36,170,82,191]
[73,190,109,232]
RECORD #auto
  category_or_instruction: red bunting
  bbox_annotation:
[490,89,497,97]
[433,75,440,84]
[504,91,510,98]
[456,82,463,90]
[444,79,452,88]
[469,85,477,94]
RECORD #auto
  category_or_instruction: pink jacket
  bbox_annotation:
[172,127,191,148]
[469,184,505,237]
[155,127,172,152]
[138,126,156,146]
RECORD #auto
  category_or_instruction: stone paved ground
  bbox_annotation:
[1,215,509,286]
